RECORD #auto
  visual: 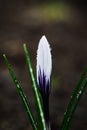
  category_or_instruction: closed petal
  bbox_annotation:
[36,35,52,129]
[36,35,52,87]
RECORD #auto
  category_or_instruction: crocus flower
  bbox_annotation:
[36,35,52,130]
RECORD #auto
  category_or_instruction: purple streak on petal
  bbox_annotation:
[38,67,51,129]
[38,66,50,96]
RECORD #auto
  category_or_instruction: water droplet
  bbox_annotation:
[64,112,66,116]
[79,90,82,95]
[17,84,20,89]
[76,94,79,99]
[30,68,33,73]
[76,90,82,99]
[67,117,70,122]
[71,96,72,99]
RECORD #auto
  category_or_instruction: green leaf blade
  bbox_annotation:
[23,44,46,130]
[61,67,87,130]
[65,78,87,130]
[3,54,38,130]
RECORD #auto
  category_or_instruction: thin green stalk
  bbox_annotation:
[61,67,87,130]
[65,78,87,130]
[23,44,46,130]
[3,54,38,130]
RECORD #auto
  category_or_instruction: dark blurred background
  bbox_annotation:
[0,0,87,130]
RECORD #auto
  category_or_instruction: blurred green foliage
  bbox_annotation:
[29,2,72,23]
[40,2,71,21]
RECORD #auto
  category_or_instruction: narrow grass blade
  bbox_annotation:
[23,44,46,130]
[65,78,87,130]
[61,67,87,130]
[3,54,38,130]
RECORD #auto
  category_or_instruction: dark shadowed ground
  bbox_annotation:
[0,1,87,130]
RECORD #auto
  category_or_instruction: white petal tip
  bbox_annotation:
[37,35,52,85]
